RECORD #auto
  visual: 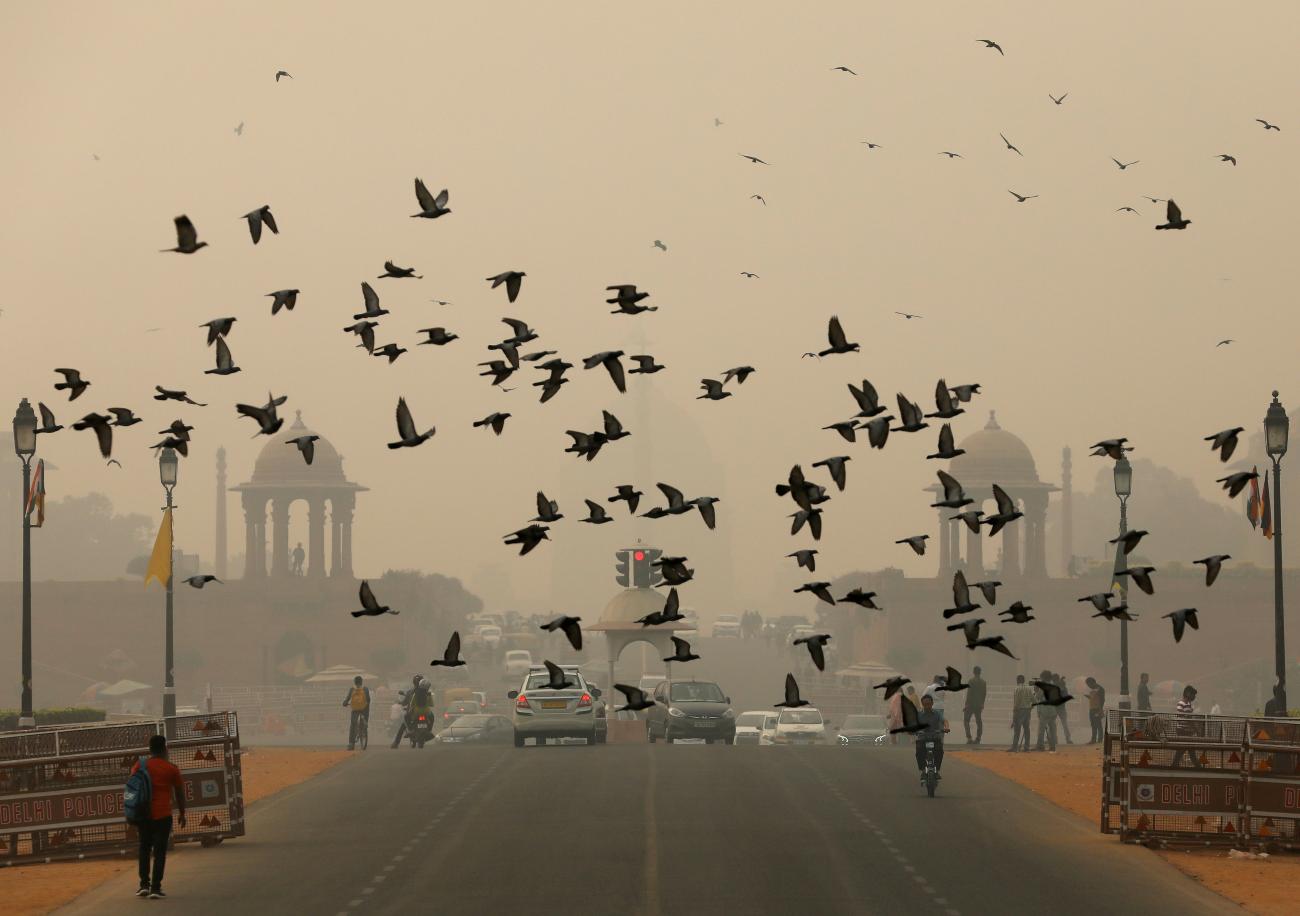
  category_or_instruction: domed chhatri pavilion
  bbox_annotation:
[925,411,1060,579]
[227,413,367,578]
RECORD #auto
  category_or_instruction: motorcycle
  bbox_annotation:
[921,741,940,797]
[408,711,434,749]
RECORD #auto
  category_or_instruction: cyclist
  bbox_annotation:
[390,675,434,748]
[914,693,950,781]
[342,675,371,750]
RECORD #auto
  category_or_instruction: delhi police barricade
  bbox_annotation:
[1100,708,1300,847]
[0,712,244,864]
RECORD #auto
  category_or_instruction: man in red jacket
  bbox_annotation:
[131,734,187,898]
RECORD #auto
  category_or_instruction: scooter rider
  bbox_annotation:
[914,693,950,780]
[390,675,434,748]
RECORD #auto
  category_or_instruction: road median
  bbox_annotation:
[1,746,351,916]
[954,744,1298,915]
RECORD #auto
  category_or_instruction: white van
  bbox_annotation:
[504,649,533,676]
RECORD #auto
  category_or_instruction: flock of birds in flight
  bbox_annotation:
[48,42,1284,721]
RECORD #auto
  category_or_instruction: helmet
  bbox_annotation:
[412,674,422,686]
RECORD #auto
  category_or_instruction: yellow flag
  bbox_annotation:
[145,508,172,588]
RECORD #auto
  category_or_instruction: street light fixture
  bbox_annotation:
[159,447,179,720]
[12,399,37,728]
[1265,392,1289,715]
[1113,454,1133,711]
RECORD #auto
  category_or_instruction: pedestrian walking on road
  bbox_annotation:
[1052,673,1075,744]
[964,666,987,744]
[1009,674,1034,751]
[131,734,187,899]
[343,675,371,750]
[1137,672,1152,711]
[1086,677,1106,744]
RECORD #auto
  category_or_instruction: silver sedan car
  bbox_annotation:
[509,665,600,746]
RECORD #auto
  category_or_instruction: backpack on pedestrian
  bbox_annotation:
[123,756,153,825]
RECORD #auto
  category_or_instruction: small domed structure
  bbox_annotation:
[597,587,669,625]
[229,413,367,579]
[925,410,1057,580]
[950,412,1040,484]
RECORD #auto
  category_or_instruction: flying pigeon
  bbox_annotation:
[200,317,236,345]
[794,634,832,671]
[1117,566,1156,596]
[972,580,1002,605]
[609,485,642,514]
[1217,471,1258,498]
[183,575,222,589]
[235,393,286,436]
[946,618,986,648]
[805,316,859,357]
[840,588,881,609]
[1193,555,1230,587]
[848,380,886,417]
[242,205,278,244]
[35,403,63,434]
[982,485,1023,537]
[896,535,929,556]
[378,260,421,279]
[474,412,511,436]
[54,368,90,401]
[540,615,583,651]
[812,456,849,491]
[664,636,700,663]
[999,601,1036,623]
[1204,427,1244,463]
[890,696,926,734]
[286,434,319,465]
[931,471,973,509]
[583,351,627,393]
[927,423,965,460]
[1109,529,1148,555]
[943,570,982,619]
[154,386,206,407]
[874,676,911,700]
[267,289,299,315]
[1163,608,1200,643]
[351,580,396,617]
[411,179,451,219]
[1032,680,1074,706]
[430,632,466,666]
[1155,199,1191,230]
[387,397,435,449]
[775,673,810,708]
[504,524,550,556]
[161,215,207,254]
[539,660,575,689]
[970,635,1017,659]
[418,327,459,346]
[581,500,612,525]
[486,271,526,303]
[205,337,240,375]
[532,492,564,523]
[613,684,656,712]
[106,407,142,427]
[938,667,968,692]
[794,582,836,606]
[977,39,1004,55]
[787,549,817,571]
[72,413,114,458]
[893,393,929,433]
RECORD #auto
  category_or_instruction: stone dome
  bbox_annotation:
[598,587,668,625]
[250,412,347,485]
[949,411,1040,484]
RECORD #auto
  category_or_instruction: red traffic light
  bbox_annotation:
[634,550,645,561]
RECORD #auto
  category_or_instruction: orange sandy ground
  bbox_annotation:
[953,745,1300,916]
[0,746,351,916]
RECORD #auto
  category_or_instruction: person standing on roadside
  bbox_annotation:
[1137,672,1152,711]
[1086,677,1106,744]
[1009,674,1035,752]
[1170,685,1203,768]
[1052,673,1075,745]
[131,734,187,899]
[963,666,987,744]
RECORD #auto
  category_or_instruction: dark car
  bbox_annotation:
[837,714,889,746]
[440,699,479,729]
[646,679,736,744]
[434,714,514,744]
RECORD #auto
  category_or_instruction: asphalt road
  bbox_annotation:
[60,744,1238,916]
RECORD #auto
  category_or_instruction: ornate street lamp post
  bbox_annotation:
[1113,455,1133,710]
[159,447,179,719]
[1265,392,1289,715]
[12,399,37,728]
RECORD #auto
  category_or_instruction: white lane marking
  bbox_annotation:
[383,864,396,871]
[349,899,363,907]
[361,887,374,895]
[372,875,386,883]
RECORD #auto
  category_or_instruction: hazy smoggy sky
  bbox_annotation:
[2,2,1298,614]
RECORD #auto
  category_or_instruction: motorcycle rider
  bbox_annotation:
[915,693,950,781]
[390,675,434,748]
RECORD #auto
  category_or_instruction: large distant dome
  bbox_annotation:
[950,411,1040,484]
[250,412,346,485]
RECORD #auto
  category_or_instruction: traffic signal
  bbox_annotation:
[634,548,663,588]
[615,549,632,587]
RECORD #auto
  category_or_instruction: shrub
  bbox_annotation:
[0,707,107,731]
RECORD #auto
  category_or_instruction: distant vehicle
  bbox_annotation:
[471,690,490,710]
[637,674,667,696]
[509,665,600,747]
[504,649,534,677]
[589,683,608,743]
[434,714,514,744]
[475,613,505,629]
[837,714,889,746]
[645,679,736,745]
[476,625,503,649]
[711,614,741,638]
[758,712,780,745]
[772,707,825,745]
[408,711,434,748]
[440,699,479,727]
[733,711,769,745]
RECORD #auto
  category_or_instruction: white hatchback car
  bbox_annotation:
[758,712,780,745]
[772,707,826,745]
[504,649,533,677]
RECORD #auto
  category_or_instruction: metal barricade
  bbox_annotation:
[0,712,244,864]
[1101,708,1300,848]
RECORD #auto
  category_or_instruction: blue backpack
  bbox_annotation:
[124,756,153,824]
